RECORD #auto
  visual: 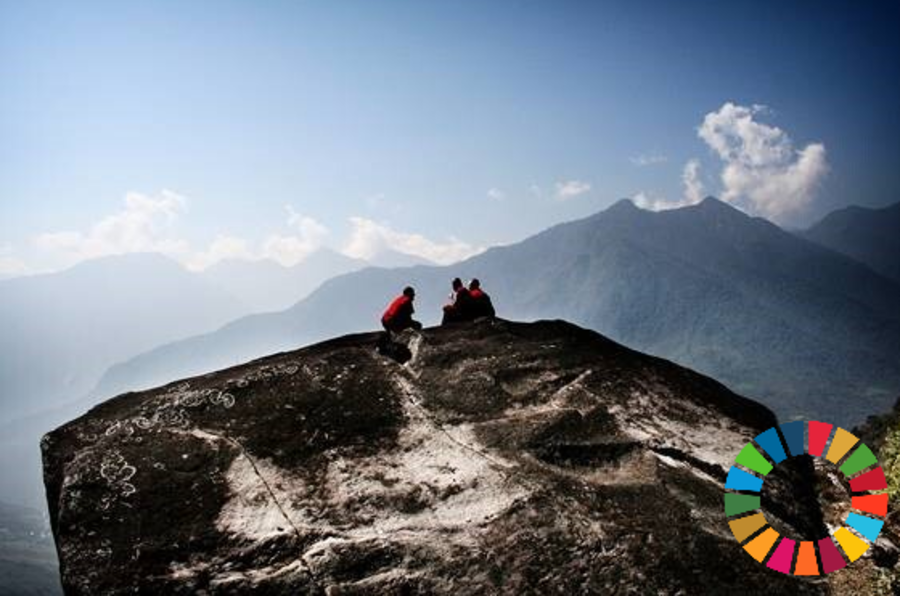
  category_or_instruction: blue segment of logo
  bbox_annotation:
[779,421,805,457]
[755,428,787,463]
[845,513,884,542]
[725,466,764,492]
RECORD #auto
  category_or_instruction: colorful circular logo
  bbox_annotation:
[725,421,889,575]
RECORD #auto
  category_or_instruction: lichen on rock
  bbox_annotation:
[44,319,829,594]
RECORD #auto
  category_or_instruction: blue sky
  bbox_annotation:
[2,0,898,274]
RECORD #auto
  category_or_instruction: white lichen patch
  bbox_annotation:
[98,450,137,503]
[101,385,241,446]
[216,454,310,541]
[213,371,528,550]
[330,418,524,538]
[186,428,229,447]
[608,388,750,473]
[498,369,594,418]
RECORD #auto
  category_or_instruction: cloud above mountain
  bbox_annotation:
[682,159,705,205]
[698,102,828,223]
[11,191,485,275]
[185,210,329,270]
[554,180,591,200]
[258,208,330,267]
[629,159,706,213]
[33,190,190,268]
[342,217,482,265]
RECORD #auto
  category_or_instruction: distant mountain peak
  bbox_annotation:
[802,200,900,284]
[695,195,738,212]
[603,196,743,220]
[608,197,641,212]
[87,195,900,432]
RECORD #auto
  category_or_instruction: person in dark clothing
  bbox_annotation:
[468,278,496,318]
[441,277,475,325]
[381,286,422,333]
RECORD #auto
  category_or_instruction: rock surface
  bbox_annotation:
[44,319,827,594]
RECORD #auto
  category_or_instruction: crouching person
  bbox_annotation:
[382,286,423,334]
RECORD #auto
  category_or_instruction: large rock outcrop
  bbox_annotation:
[44,319,827,594]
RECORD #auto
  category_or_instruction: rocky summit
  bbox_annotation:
[44,319,829,595]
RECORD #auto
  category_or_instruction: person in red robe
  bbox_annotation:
[381,286,423,333]
[468,278,496,318]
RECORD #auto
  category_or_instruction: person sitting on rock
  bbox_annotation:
[468,278,496,319]
[381,286,423,334]
[441,277,475,325]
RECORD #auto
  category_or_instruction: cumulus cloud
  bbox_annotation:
[630,191,691,212]
[630,153,668,167]
[22,190,481,273]
[31,191,330,272]
[184,235,255,270]
[697,102,828,223]
[33,190,190,267]
[554,180,591,200]
[342,217,482,265]
[258,207,330,267]
[188,207,329,270]
[486,188,505,201]
[682,159,705,205]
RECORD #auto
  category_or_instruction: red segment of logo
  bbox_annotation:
[849,466,888,492]
[807,421,833,457]
[852,493,889,517]
[817,537,847,573]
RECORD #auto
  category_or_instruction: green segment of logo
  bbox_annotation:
[735,443,773,476]
[841,444,878,477]
[724,493,761,516]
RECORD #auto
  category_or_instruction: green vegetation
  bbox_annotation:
[880,425,900,507]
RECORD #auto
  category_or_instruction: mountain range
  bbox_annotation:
[3,196,899,593]
[93,197,900,428]
[0,253,245,424]
[199,249,367,313]
[802,200,900,284]
[0,249,374,506]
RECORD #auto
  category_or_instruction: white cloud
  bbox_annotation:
[486,188,505,201]
[259,210,329,267]
[33,190,190,267]
[528,183,543,198]
[22,190,483,273]
[342,217,482,265]
[177,207,329,270]
[31,192,330,272]
[630,153,668,166]
[629,159,706,212]
[0,244,30,279]
[682,159,705,205]
[630,191,691,212]
[554,180,591,200]
[184,235,255,270]
[697,102,828,223]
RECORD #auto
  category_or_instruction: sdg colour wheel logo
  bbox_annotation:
[724,421,889,575]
